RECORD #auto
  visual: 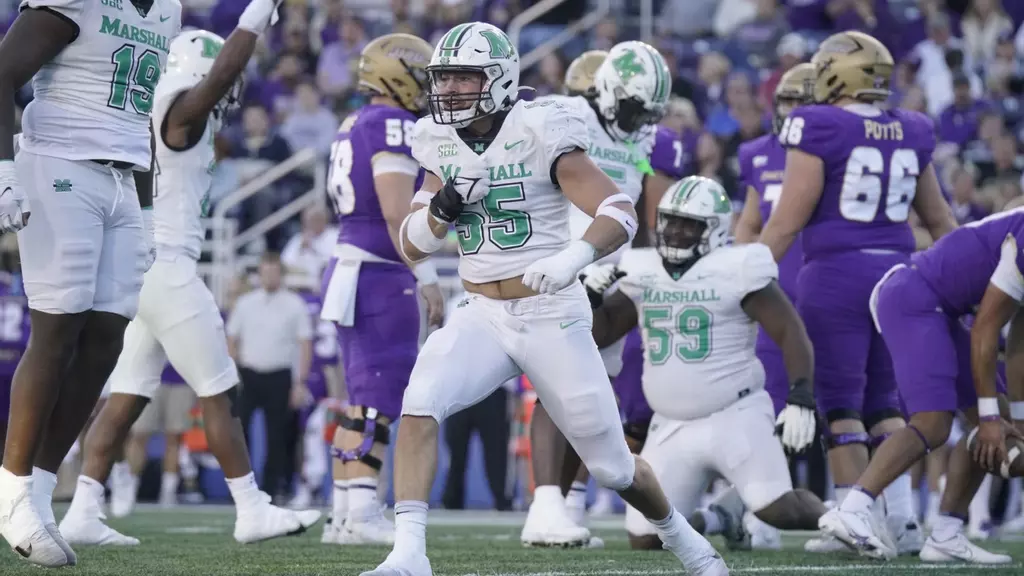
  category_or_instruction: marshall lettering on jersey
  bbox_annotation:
[330,104,424,263]
[18,0,182,170]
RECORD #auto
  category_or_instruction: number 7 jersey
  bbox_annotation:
[18,0,182,170]
[779,104,935,259]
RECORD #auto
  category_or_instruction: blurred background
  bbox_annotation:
[2,0,1024,524]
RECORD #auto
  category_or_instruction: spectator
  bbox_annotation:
[695,132,740,200]
[311,0,345,51]
[758,32,806,109]
[912,11,982,115]
[731,0,789,71]
[658,0,718,38]
[899,84,929,114]
[705,71,756,138]
[281,205,337,280]
[961,0,1014,69]
[986,30,1023,82]
[442,385,513,511]
[279,19,319,76]
[976,133,1024,185]
[590,17,619,52]
[317,15,369,101]
[260,54,307,120]
[714,0,758,39]
[949,164,992,223]
[697,51,732,117]
[280,82,339,158]
[228,252,313,501]
[531,52,566,97]
[962,110,1007,169]
[938,73,991,150]
[725,101,768,164]
[128,371,196,508]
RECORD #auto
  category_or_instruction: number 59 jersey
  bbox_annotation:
[617,244,778,421]
[778,104,935,260]
[18,0,182,170]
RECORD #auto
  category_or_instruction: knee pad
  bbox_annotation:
[330,406,391,471]
[824,431,871,450]
[864,408,903,431]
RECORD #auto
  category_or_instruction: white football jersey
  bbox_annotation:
[617,244,778,421]
[412,98,590,283]
[541,95,654,244]
[18,0,182,170]
[150,74,215,261]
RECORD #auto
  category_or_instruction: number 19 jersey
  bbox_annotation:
[780,104,935,260]
[617,244,778,421]
[18,0,182,170]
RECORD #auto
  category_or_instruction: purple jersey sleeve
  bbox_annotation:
[650,126,685,179]
[778,105,844,160]
[737,138,760,192]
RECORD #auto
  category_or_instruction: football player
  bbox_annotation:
[522,41,686,547]
[318,32,445,546]
[358,22,725,576]
[0,0,182,566]
[759,31,956,557]
[59,8,321,548]
[589,176,828,549]
[820,206,1024,563]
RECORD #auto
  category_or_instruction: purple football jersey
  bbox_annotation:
[738,133,801,301]
[161,364,186,385]
[782,105,936,260]
[0,294,29,377]
[650,126,686,180]
[329,104,424,262]
[301,290,338,400]
[913,210,1024,317]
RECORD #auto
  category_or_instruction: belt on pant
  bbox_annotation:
[737,387,751,400]
[91,159,134,170]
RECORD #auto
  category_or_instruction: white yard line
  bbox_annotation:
[438,565,1022,576]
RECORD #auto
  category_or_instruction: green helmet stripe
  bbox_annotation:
[440,23,471,56]
[646,45,669,103]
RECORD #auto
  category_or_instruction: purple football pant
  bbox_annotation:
[875,265,1005,415]
[756,330,789,417]
[797,251,906,419]
[0,374,10,423]
[326,261,420,421]
[612,328,652,428]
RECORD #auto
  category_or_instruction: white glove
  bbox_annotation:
[774,404,817,454]
[141,207,156,271]
[522,240,596,294]
[238,0,283,34]
[0,160,29,234]
[450,172,490,204]
[580,263,622,295]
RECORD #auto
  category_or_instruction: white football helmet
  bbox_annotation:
[165,29,242,129]
[656,176,732,267]
[594,41,672,141]
[426,22,520,127]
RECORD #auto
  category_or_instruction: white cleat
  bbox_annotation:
[920,532,1012,564]
[804,534,850,553]
[888,515,923,556]
[233,495,322,544]
[44,523,78,564]
[818,508,896,561]
[58,512,141,546]
[346,508,397,545]
[108,470,138,519]
[288,483,313,510]
[1,489,69,567]
[358,550,432,576]
[685,551,729,576]
[708,489,750,551]
[745,512,781,551]
[1001,514,1024,534]
[520,500,590,547]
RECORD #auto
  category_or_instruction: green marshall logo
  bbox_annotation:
[438,143,458,158]
[488,162,532,182]
[612,49,645,82]
[53,179,72,193]
[200,36,222,59]
[440,164,461,180]
[642,288,720,304]
[100,15,170,53]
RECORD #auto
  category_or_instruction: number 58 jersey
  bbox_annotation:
[779,104,935,260]
[617,244,778,421]
[18,0,182,170]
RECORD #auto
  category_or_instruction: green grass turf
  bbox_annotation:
[1,507,1023,575]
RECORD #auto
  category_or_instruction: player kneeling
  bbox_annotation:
[590,176,828,549]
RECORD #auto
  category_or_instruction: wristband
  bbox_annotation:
[402,207,445,256]
[1011,401,1024,420]
[978,397,1000,418]
[413,260,439,285]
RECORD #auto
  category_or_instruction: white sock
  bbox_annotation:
[926,491,941,523]
[225,472,263,512]
[931,513,964,542]
[348,476,379,520]
[393,500,428,556]
[0,466,32,498]
[31,467,58,526]
[68,475,105,518]
[883,473,914,519]
[652,508,715,562]
[840,486,876,514]
[332,479,349,523]
[835,486,851,507]
[532,485,564,509]
[698,508,723,534]
[565,481,587,525]
[969,475,992,530]
[161,472,179,500]
[110,461,131,486]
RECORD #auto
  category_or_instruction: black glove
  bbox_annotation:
[429,177,468,223]
[786,377,816,410]
[578,265,626,309]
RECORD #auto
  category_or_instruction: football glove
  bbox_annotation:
[578,263,625,308]
[450,173,489,204]
[238,0,283,34]
[429,178,466,223]
[522,240,596,294]
[0,160,29,233]
[775,377,817,455]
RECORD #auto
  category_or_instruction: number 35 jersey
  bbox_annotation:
[18,0,182,170]
[780,104,935,260]
[617,244,778,421]
[412,99,590,283]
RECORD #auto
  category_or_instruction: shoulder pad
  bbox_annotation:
[512,98,590,172]
[778,105,839,158]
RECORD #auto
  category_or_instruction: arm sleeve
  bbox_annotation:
[738,244,779,297]
[990,235,1024,302]
[371,152,420,177]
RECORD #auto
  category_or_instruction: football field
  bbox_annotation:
[2,507,1024,576]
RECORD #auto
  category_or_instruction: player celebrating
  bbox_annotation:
[589,176,828,548]
[820,208,1024,562]
[759,31,957,555]
[59,10,322,548]
[0,0,181,567]
[317,33,444,546]
[522,42,684,547]
[358,22,726,576]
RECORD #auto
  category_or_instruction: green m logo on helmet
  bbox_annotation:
[479,29,515,59]
[200,36,223,59]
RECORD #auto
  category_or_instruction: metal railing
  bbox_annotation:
[508,0,612,70]
[207,147,324,305]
